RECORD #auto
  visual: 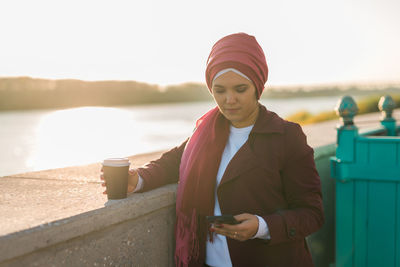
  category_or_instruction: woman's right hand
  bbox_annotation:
[100,167,139,195]
[127,169,139,193]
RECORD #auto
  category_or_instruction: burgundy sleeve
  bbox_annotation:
[263,123,324,245]
[136,139,188,192]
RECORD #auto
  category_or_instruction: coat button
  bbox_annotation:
[289,228,296,237]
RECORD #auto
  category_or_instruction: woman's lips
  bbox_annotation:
[225,108,240,113]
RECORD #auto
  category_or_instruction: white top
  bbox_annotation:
[134,125,270,267]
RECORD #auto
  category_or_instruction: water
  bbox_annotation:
[0,96,340,177]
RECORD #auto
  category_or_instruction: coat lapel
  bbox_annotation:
[218,139,261,187]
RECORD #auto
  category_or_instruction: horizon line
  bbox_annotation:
[0,75,399,89]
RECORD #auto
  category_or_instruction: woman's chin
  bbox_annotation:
[222,113,239,123]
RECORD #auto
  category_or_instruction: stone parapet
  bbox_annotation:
[1,185,177,266]
[0,151,178,266]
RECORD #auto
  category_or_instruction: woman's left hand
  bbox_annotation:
[210,213,259,241]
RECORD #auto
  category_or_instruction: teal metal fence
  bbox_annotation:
[330,95,400,267]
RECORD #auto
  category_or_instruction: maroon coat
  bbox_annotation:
[137,105,324,267]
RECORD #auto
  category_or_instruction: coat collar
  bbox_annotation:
[251,104,285,135]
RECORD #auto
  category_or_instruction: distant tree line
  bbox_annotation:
[265,84,400,98]
[0,77,212,110]
[0,76,399,111]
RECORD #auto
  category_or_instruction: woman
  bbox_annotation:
[101,32,324,267]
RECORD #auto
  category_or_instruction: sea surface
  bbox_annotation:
[0,96,341,177]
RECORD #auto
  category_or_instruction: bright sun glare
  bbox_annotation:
[27,107,143,170]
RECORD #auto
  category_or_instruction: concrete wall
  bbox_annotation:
[0,185,177,267]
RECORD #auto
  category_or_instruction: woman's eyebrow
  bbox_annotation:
[213,83,249,88]
[234,84,249,88]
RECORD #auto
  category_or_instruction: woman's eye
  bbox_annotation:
[236,87,247,93]
[214,89,225,94]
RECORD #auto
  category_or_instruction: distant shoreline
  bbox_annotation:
[1,76,399,111]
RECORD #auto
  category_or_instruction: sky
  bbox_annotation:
[0,0,399,87]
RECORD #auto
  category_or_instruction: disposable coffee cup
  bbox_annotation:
[102,158,130,200]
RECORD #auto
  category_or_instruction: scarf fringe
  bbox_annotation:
[175,209,200,267]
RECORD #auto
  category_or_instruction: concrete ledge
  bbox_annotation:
[1,184,177,266]
[0,151,164,236]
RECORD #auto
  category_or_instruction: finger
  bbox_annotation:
[102,190,107,194]
[234,213,252,222]
[212,229,230,237]
[218,223,239,232]
[233,214,259,240]
[233,231,240,240]
[210,226,227,235]
[211,227,236,238]
[222,230,239,240]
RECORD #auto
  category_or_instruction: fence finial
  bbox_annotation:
[378,95,396,120]
[335,95,358,126]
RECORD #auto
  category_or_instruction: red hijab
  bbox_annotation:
[175,33,268,266]
[206,32,268,99]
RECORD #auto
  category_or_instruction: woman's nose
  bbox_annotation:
[225,92,236,104]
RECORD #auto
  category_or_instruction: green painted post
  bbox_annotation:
[333,96,359,267]
[378,95,397,136]
[334,96,359,164]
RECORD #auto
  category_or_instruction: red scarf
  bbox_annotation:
[175,107,230,266]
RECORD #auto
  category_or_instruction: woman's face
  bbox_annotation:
[211,71,259,128]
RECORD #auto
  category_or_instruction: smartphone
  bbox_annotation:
[206,215,239,225]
